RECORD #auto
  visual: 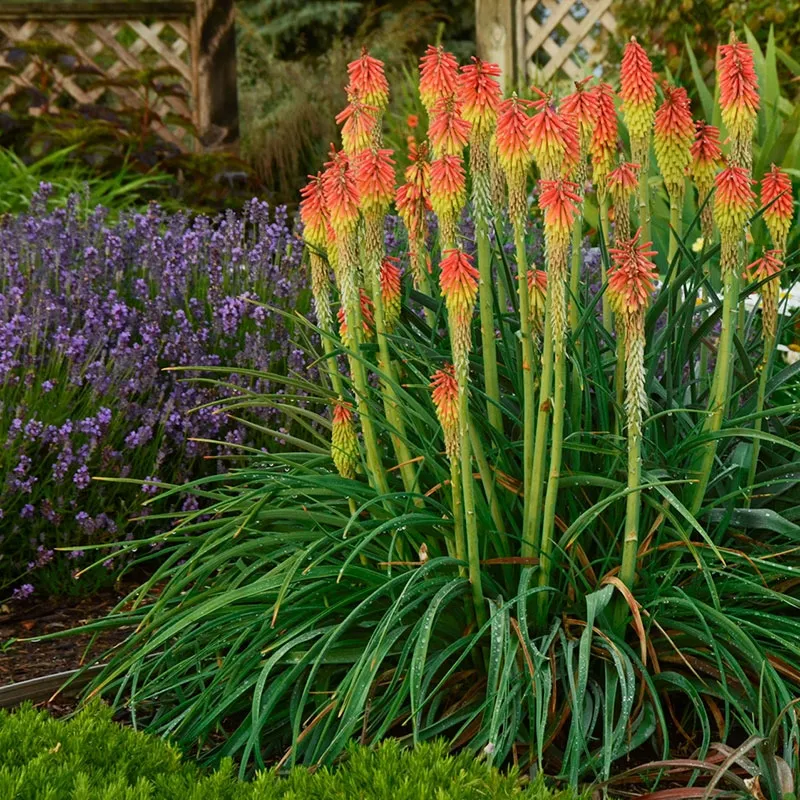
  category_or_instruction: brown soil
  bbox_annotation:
[0,587,134,714]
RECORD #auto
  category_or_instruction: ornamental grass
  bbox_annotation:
[79,35,800,789]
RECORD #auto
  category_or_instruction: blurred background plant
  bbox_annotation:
[611,0,800,78]
[236,0,475,205]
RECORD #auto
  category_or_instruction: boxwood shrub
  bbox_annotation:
[0,703,577,799]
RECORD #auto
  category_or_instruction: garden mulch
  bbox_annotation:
[0,586,134,714]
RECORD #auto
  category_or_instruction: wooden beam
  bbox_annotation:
[475,0,516,87]
[192,0,238,150]
[0,3,195,21]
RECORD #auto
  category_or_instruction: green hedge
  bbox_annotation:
[0,703,575,799]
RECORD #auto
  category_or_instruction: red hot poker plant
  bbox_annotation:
[761,164,794,254]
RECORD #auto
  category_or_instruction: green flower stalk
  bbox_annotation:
[536,178,582,623]
[761,165,793,256]
[745,250,783,500]
[322,147,389,496]
[356,146,420,498]
[589,83,618,330]
[606,231,658,605]
[689,122,724,244]
[395,141,435,320]
[430,154,466,250]
[300,172,345,399]
[691,164,755,513]
[608,162,640,244]
[331,401,360,479]
[431,365,467,570]
[460,57,504,434]
[653,83,694,263]
[620,38,656,245]
[495,94,539,557]
[439,247,485,625]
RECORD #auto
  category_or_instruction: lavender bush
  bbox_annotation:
[1,186,311,597]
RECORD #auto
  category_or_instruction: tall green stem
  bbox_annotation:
[569,213,583,441]
[536,333,566,628]
[638,166,650,245]
[469,421,508,550]
[345,306,390,497]
[458,385,486,626]
[449,458,467,576]
[599,198,612,330]
[668,198,681,265]
[477,217,503,434]
[370,271,421,499]
[614,330,625,435]
[690,268,739,514]
[515,225,538,559]
[526,305,554,560]
[746,334,775,505]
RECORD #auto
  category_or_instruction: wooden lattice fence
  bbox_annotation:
[477,0,617,85]
[0,0,238,150]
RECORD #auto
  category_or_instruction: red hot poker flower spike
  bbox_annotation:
[458,57,502,139]
[347,48,389,109]
[619,38,656,164]
[431,364,460,460]
[760,164,793,253]
[653,83,694,202]
[419,45,460,112]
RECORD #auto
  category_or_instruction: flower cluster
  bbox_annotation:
[2,187,309,594]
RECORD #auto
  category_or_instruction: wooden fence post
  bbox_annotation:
[475,0,516,86]
[193,0,239,150]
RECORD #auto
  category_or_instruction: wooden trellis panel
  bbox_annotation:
[0,1,238,151]
[517,0,616,82]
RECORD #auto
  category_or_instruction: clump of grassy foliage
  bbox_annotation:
[64,30,800,794]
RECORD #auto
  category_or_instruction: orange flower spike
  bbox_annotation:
[299,172,329,249]
[430,364,460,460]
[608,162,640,241]
[331,401,359,480]
[439,248,479,375]
[690,121,723,240]
[355,147,395,216]
[714,165,756,239]
[561,77,598,161]
[714,164,756,275]
[430,154,467,247]
[690,122,723,187]
[419,45,460,112]
[607,231,659,318]
[607,229,658,433]
[458,57,502,139]
[338,288,374,346]
[529,89,578,180]
[526,268,548,334]
[428,96,471,157]
[589,83,618,200]
[495,94,534,227]
[718,35,759,167]
[619,38,656,164]
[747,249,782,342]
[336,95,379,157]
[538,178,582,343]
[322,148,359,237]
[301,173,334,331]
[347,48,389,110]
[761,164,794,253]
[653,83,694,202]
[380,256,402,331]
[538,178,582,248]
[396,141,431,289]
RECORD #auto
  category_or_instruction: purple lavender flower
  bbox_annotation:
[12,583,34,600]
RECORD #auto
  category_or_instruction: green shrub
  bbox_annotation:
[0,704,567,799]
